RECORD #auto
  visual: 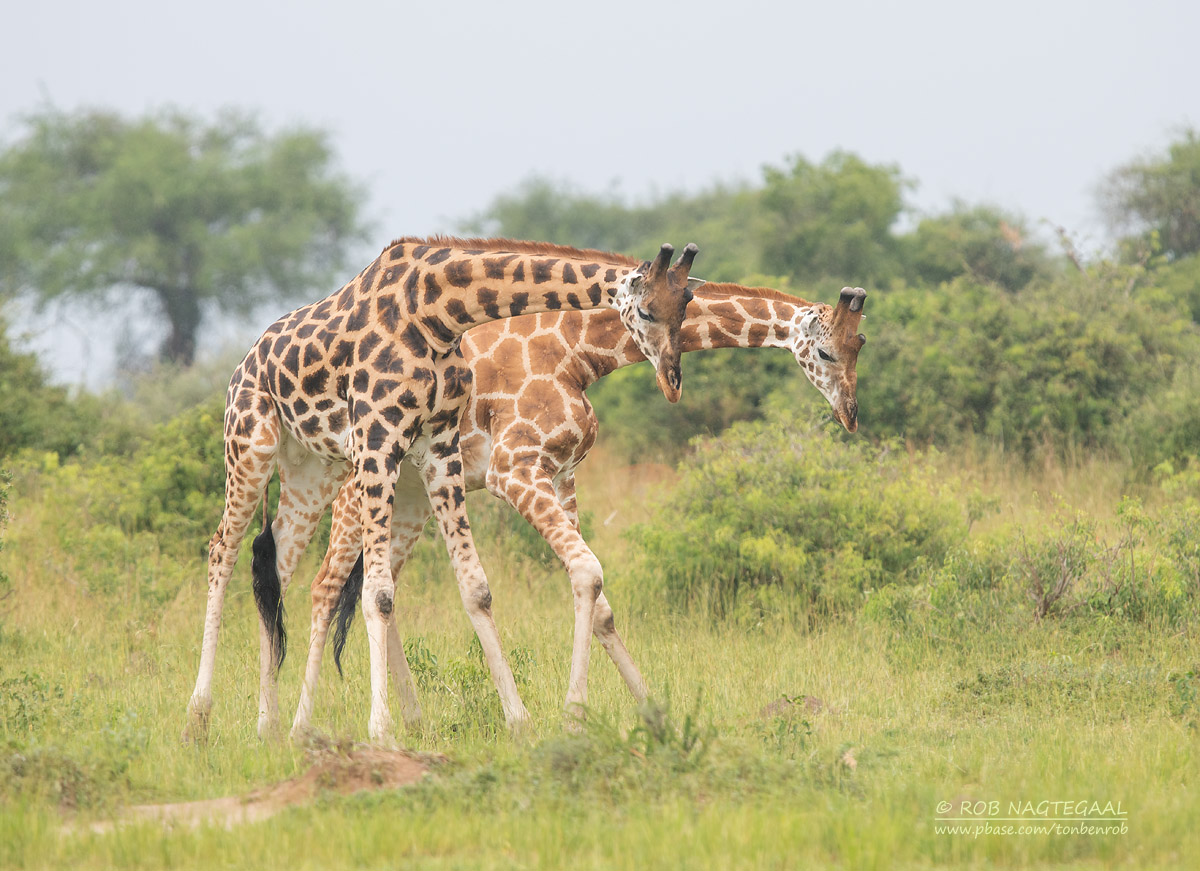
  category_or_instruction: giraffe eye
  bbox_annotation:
[637,307,654,322]
[817,348,836,363]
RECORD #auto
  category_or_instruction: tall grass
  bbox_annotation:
[1,444,1198,869]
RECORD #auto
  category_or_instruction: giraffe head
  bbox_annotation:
[618,242,704,403]
[793,287,868,432]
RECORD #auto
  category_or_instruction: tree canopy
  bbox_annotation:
[0,108,371,365]
[1101,128,1200,261]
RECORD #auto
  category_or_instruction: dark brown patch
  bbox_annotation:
[478,288,501,320]
[484,255,517,279]
[445,298,473,325]
[531,258,557,283]
[357,331,382,363]
[508,292,530,317]
[302,369,329,395]
[444,259,474,287]
[377,294,402,333]
[423,272,442,306]
[377,263,408,289]
[404,269,421,314]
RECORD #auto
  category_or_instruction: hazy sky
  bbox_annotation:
[4,0,1198,384]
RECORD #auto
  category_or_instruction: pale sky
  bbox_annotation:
[4,0,1198,385]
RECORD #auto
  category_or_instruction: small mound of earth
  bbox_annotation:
[758,695,828,718]
[89,744,444,833]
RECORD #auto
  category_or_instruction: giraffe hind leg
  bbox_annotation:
[184,387,280,744]
[292,482,363,740]
[255,444,347,740]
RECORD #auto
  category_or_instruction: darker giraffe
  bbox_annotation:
[183,236,702,743]
[287,284,868,733]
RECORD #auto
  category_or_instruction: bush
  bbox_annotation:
[628,408,966,619]
[7,395,226,604]
[857,269,1200,458]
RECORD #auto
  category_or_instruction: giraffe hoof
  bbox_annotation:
[183,701,211,746]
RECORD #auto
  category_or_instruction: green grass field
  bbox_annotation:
[1,452,1198,870]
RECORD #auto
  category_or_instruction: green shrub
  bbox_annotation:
[628,408,966,619]
[857,270,1200,457]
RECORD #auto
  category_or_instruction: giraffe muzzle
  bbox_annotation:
[656,365,683,404]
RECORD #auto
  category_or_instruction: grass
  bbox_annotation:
[1,449,1198,869]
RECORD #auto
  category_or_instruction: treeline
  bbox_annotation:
[2,128,1198,474]
[466,137,1200,469]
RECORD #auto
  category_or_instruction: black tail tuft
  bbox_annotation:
[332,553,365,678]
[251,515,287,671]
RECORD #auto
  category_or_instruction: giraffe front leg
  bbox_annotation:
[357,467,402,745]
[423,442,530,736]
[556,474,648,703]
[489,461,602,728]
[383,470,435,733]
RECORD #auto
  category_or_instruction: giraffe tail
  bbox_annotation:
[251,513,287,671]
[331,552,365,678]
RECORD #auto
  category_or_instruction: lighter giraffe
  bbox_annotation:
[288,283,867,735]
[183,236,702,744]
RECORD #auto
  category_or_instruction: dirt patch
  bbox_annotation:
[87,743,445,834]
[758,695,829,718]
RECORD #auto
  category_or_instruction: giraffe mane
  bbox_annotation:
[696,282,816,307]
[382,235,641,267]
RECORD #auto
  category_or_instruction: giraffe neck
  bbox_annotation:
[575,283,816,386]
[372,237,640,353]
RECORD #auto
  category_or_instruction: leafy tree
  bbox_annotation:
[1101,128,1200,260]
[465,176,763,281]
[905,203,1055,292]
[759,151,909,286]
[0,107,370,365]
[0,315,146,460]
[0,315,86,458]
[463,177,655,253]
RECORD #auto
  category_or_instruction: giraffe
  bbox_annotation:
[183,236,703,744]
[287,283,868,735]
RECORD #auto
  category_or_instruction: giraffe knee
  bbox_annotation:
[568,555,604,602]
[461,576,493,614]
[593,597,617,637]
[375,589,393,618]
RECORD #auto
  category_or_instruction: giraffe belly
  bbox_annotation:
[279,413,353,463]
[458,431,491,493]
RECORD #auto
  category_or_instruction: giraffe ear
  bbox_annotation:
[800,310,821,336]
